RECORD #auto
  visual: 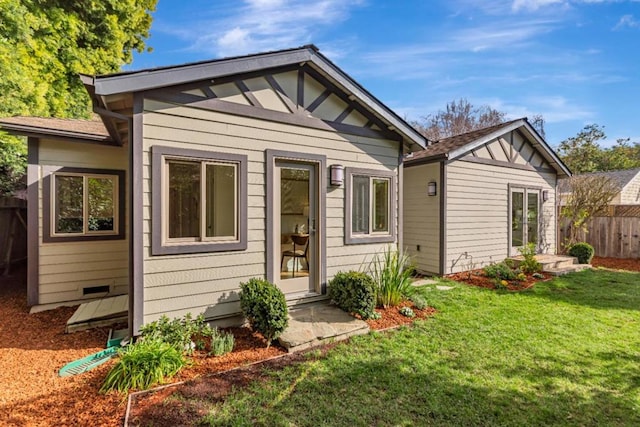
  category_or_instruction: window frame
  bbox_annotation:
[344,167,396,245]
[43,167,126,243]
[151,146,248,255]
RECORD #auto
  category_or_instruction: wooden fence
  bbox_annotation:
[0,197,27,275]
[558,205,640,259]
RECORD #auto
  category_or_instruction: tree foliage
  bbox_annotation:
[414,99,507,141]
[559,175,618,249]
[556,124,640,173]
[0,0,157,196]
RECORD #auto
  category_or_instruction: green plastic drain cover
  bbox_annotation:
[58,347,119,377]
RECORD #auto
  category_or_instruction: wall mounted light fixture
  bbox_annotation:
[330,164,344,186]
[542,190,549,202]
[428,181,437,196]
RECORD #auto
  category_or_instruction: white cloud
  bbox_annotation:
[166,0,365,57]
[614,14,640,30]
[483,95,594,123]
[512,0,566,11]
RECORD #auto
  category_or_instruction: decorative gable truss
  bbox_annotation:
[142,65,400,142]
[460,130,553,173]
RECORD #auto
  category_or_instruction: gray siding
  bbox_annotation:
[37,139,129,304]
[445,160,557,274]
[141,99,400,324]
[403,163,440,274]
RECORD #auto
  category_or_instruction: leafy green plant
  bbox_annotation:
[329,271,376,319]
[516,272,527,282]
[100,339,186,393]
[399,306,415,318]
[239,278,289,348]
[209,332,235,357]
[410,294,428,310]
[494,279,508,290]
[518,243,542,274]
[568,242,595,264]
[138,313,234,357]
[367,247,415,307]
[483,262,517,281]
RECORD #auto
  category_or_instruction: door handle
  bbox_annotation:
[309,219,316,233]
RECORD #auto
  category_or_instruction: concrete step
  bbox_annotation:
[508,255,579,272]
[277,302,369,353]
[545,264,591,276]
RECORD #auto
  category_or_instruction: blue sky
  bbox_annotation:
[129,0,640,147]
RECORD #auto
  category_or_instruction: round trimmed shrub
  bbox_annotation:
[568,242,595,264]
[239,278,288,348]
[329,271,376,319]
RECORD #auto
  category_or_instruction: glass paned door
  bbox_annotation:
[274,161,317,295]
[510,188,540,254]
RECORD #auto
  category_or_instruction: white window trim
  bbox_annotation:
[51,172,119,237]
[162,157,239,246]
[345,167,396,245]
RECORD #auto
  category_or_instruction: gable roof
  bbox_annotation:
[0,115,113,144]
[558,167,640,193]
[404,118,571,177]
[80,45,426,151]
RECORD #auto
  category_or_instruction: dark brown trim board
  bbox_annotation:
[131,93,144,335]
[439,161,446,276]
[344,167,397,245]
[265,149,327,294]
[41,166,126,243]
[27,137,39,306]
[150,145,248,255]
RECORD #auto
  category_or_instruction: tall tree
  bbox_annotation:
[557,124,640,173]
[0,0,157,195]
[416,99,507,141]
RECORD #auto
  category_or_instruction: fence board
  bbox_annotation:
[559,206,640,258]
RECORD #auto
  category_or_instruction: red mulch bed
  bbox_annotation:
[446,269,553,290]
[0,263,437,427]
[592,256,640,272]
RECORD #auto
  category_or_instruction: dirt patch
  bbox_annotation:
[1,264,437,426]
[446,269,553,290]
[592,257,640,272]
[127,300,436,426]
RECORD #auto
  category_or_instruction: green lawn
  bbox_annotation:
[200,269,640,426]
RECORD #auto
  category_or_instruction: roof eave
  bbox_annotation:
[0,122,115,145]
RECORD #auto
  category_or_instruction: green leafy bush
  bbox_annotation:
[100,339,186,393]
[483,262,517,281]
[239,278,289,348]
[518,243,542,274]
[516,272,527,282]
[138,313,233,357]
[367,247,415,307]
[494,279,508,290]
[410,294,428,310]
[568,242,595,264]
[329,271,376,319]
[399,306,415,318]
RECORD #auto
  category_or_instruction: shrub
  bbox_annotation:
[494,279,508,290]
[410,294,428,310]
[138,313,234,357]
[100,339,186,393]
[483,262,517,281]
[516,272,527,282]
[518,243,542,274]
[568,242,595,264]
[367,247,415,307]
[239,278,289,348]
[329,271,376,319]
[399,306,415,318]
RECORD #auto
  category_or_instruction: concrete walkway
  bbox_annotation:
[277,302,369,352]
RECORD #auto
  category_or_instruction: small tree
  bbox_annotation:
[559,175,618,249]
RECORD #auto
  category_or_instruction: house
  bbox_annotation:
[558,167,640,205]
[0,45,426,334]
[403,119,571,275]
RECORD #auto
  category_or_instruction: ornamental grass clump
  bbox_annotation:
[100,339,186,393]
[367,247,415,307]
[239,278,288,348]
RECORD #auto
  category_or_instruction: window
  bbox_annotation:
[43,167,125,242]
[152,146,247,255]
[345,168,395,244]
